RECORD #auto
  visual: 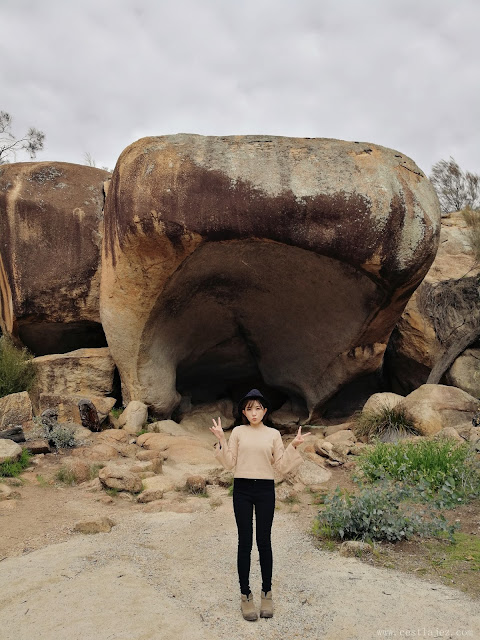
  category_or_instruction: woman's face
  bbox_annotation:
[243,400,267,426]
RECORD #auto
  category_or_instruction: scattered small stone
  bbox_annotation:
[24,439,51,454]
[0,484,13,500]
[186,475,206,493]
[339,541,373,557]
[73,516,115,534]
[98,464,143,493]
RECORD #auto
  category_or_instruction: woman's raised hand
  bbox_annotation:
[291,426,311,449]
[210,416,225,442]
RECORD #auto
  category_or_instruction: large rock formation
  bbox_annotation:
[386,211,480,394]
[0,162,110,355]
[101,135,440,419]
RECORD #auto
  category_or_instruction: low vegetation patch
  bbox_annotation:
[314,439,480,544]
[0,449,31,477]
[31,420,79,449]
[55,464,103,486]
[0,336,35,398]
[354,404,420,442]
[357,439,480,507]
[313,483,455,543]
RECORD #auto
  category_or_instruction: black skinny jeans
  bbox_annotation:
[233,478,275,596]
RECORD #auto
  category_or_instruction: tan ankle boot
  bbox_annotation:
[240,593,258,621]
[260,590,273,618]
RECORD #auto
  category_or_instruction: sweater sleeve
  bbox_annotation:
[214,428,239,470]
[272,431,303,477]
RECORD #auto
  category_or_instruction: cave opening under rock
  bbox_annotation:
[17,321,108,357]
[138,239,386,420]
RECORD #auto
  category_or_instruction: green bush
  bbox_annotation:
[0,449,31,477]
[354,405,420,442]
[0,336,35,399]
[358,439,480,507]
[313,483,456,543]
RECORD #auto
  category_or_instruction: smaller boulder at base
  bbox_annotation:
[398,384,479,436]
[98,464,143,493]
[0,439,23,464]
[0,392,33,430]
[74,517,115,534]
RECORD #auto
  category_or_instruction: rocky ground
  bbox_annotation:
[1,451,479,640]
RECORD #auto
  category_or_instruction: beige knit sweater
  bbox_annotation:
[214,424,303,480]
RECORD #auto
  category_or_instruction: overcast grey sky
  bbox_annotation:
[1,0,479,175]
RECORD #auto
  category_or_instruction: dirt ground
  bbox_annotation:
[0,453,479,640]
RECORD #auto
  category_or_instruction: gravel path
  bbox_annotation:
[0,493,479,640]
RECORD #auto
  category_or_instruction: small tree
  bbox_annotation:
[0,110,45,165]
[430,157,480,214]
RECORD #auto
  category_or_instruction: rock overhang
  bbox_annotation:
[97,135,441,418]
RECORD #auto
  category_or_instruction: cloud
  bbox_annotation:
[1,0,479,174]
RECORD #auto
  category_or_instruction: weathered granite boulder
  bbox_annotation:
[399,384,478,435]
[445,348,480,399]
[136,431,214,465]
[0,391,33,429]
[0,162,110,355]
[117,400,148,434]
[98,464,143,492]
[101,135,440,419]
[0,438,23,463]
[31,348,115,401]
[387,211,480,394]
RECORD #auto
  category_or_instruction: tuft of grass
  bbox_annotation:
[0,336,35,398]
[36,474,51,488]
[0,449,31,477]
[105,488,119,497]
[282,492,301,505]
[110,407,124,419]
[357,439,480,507]
[55,466,77,486]
[354,404,420,442]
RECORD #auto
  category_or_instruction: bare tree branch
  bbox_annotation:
[0,110,45,164]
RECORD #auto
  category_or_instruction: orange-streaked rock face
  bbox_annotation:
[0,161,110,354]
[100,134,441,419]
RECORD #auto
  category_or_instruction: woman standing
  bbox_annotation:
[210,389,310,621]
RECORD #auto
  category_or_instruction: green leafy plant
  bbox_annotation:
[357,439,480,507]
[0,449,31,477]
[0,336,35,398]
[313,483,456,543]
[110,407,124,419]
[354,405,420,442]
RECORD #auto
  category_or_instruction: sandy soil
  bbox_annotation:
[1,472,479,640]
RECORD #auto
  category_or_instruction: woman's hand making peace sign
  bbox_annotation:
[291,426,311,449]
[210,416,226,444]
